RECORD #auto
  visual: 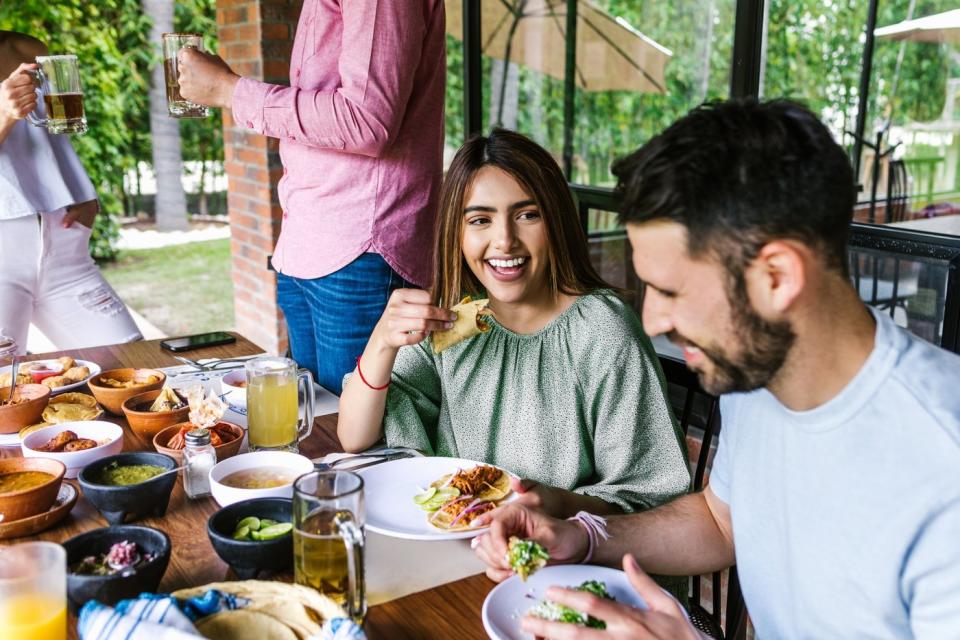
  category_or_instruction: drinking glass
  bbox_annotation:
[293,471,366,621]
[26,55,87,135]
[245,356,315,452]
[162,33,210,118]
[0,542,67,640]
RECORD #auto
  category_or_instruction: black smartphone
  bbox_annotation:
[160,331,237,352]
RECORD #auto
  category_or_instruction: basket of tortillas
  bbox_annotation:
[77,580,364,640]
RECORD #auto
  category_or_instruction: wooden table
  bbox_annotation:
[0,335,493,639]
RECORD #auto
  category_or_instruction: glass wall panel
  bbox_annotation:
[865,1,960,236]
[472,0,735,187]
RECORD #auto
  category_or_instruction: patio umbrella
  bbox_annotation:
[446,0,672,93]
[874,8,960,44]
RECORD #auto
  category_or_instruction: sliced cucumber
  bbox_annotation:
[257,523,293,540]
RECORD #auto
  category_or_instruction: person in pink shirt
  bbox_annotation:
[177,1,446,394]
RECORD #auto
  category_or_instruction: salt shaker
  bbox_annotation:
[183,428,216,499]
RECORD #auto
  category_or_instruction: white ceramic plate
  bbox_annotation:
[358,456,516,541]
[482,564,650,640]
[21,421,124,479]
[17,358,102,396]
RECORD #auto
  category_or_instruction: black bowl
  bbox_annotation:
[78,452,177,525]
[207,497,293,579]
[63,525,171,612]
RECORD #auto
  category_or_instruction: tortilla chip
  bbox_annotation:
[63,365,90,382]
[431,296,493,354]
[42,375,70,389]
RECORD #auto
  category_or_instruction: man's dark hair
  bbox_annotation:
[613,99,855,276]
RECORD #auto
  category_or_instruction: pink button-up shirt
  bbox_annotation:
[232,0,446,287]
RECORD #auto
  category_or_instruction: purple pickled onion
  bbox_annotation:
[428,494,474,523]
[448,498,490,528]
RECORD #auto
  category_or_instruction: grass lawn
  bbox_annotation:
[100,239,235,336]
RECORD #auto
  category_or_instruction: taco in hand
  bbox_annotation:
[431,297,493,354]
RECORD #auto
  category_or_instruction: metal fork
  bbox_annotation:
[172,355,255,371]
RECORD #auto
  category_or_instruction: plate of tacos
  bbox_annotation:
[0,357,101,396]
[357,456,516,540]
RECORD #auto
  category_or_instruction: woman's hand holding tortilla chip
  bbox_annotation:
[371,289,457,350]
[472,504,589,582]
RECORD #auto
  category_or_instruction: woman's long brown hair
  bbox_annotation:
[432,128,612,308]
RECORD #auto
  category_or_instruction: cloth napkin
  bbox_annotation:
[78,591,366,640]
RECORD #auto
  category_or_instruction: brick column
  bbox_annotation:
[216,0,303,354]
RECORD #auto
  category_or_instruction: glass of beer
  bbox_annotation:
[26,55,87,135]
[293,471,366,622]
[0,542,67,640]
[162,33,210,118]
[245,356,315,452]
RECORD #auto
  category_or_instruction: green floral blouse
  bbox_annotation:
[382,291,691,513]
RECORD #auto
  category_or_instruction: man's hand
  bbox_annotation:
[472,504,588,582]
[0,63,39,121]
[510,476,568,516]
[176,48,239,109]
[520,555,706,639]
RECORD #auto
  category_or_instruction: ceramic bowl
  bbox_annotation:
[122,389,190,442]
[0,456,65,522]
[21,421,124,479]
[220,369,247,411]
[207,497,293,579]
[152,421,245,466]
[78,452,177,525]
[63,525,171,611]
[0,384,51,434]
[87,369,166,416]
[209,451,313,507]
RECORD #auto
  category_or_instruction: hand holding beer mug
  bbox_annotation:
[26,55,87,135]
[245,356,315,452]
[294,471,366,622]
[162,33,210,118]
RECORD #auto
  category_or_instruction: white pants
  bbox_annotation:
[0,208,142,352]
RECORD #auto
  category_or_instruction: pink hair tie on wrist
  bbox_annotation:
[566,511,610,564]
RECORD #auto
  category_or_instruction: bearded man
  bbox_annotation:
[473,99,960,639]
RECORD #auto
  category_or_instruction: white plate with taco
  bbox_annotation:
[0,357,101,396]
[482,564,650,640]
[357,456,517,541]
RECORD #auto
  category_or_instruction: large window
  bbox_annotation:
[472,0,735,188]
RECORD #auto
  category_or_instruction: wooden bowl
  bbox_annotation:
[88,369,165,416]
[0,384,51,434]
[122,389,190,442]
[153,421,245,465]
[0,457,65,522]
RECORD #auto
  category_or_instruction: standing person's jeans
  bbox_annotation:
[0,208,142,351]
[277,253,411,395]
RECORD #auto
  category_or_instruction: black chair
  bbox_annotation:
[658,354,748,640]
[885,159,910,224]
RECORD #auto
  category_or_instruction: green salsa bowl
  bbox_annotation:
[78,452,177,525]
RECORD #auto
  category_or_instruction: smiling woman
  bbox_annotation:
[338,132,691,591]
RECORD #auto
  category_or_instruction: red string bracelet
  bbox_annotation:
[356,355,390,391]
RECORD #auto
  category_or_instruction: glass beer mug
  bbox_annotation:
[244,356,314,452]
[162,33,210,118]
[293,471,366,622]
[27,55,87,135]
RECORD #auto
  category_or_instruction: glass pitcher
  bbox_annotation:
[293,471,366,622]
[244,356,314,452]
